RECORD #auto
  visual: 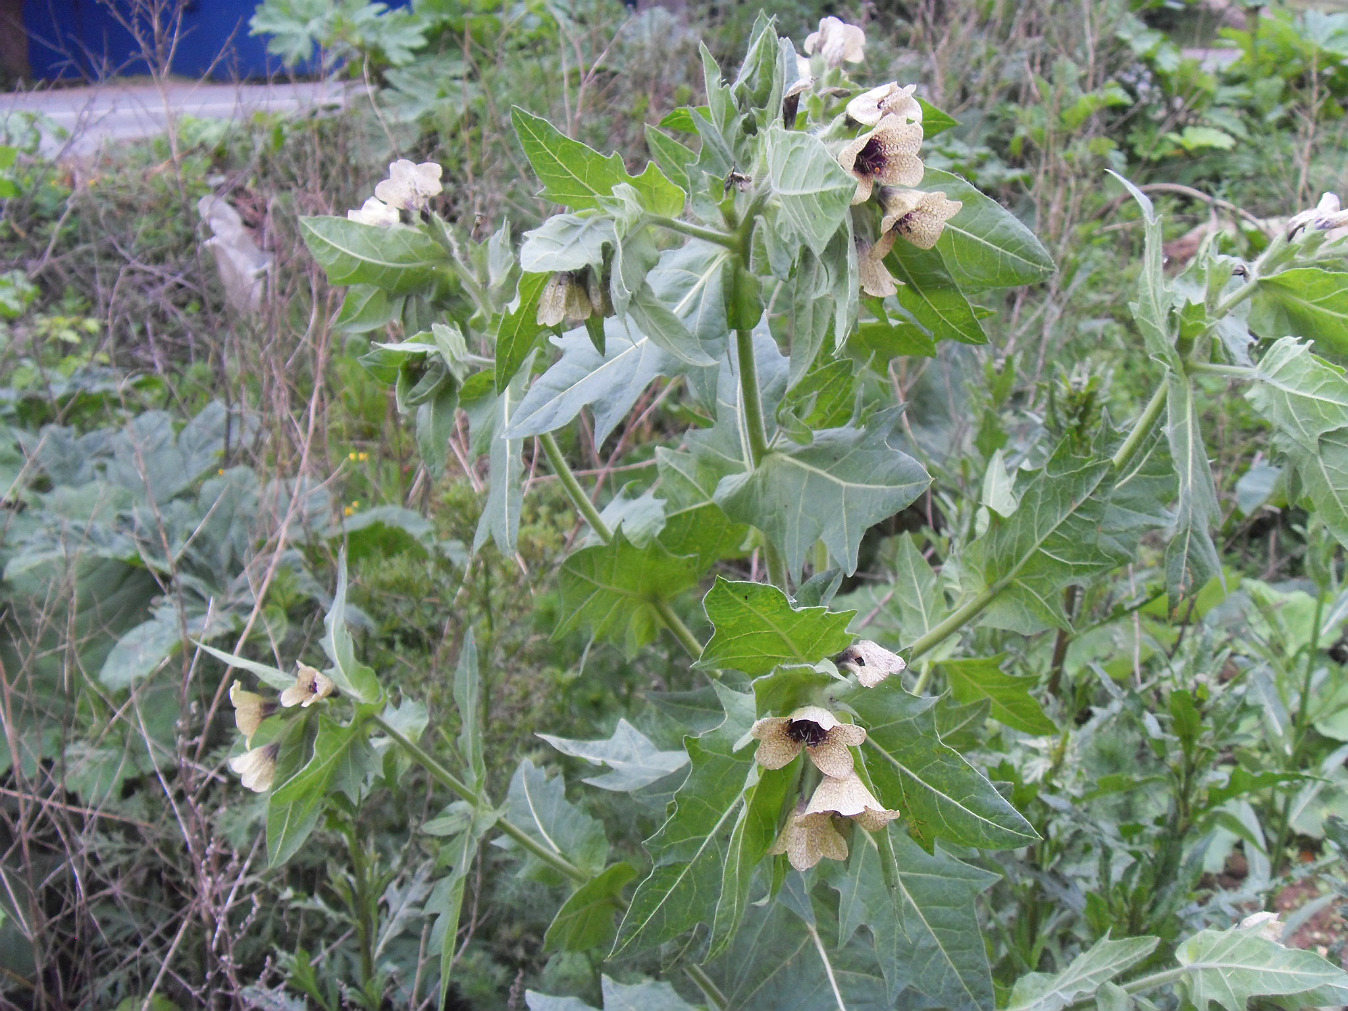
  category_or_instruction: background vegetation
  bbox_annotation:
[2,0,1348,1008]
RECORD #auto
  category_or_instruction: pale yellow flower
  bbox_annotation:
[769,801,849,871]
[838,116,924,205]
[857,240,898,298]
[537,271,595,327]
[804,16,866,67]
[229,681,277,745]
[281,663,336,708]
[834,639,907,687]
[346,196,399,227]
[750,705,866,778]
[374,159,443,211]
[880,187,963,250]
[229,742,280,793]
[804,771,901,831]
[1290,192,1348,240]
[847,83,921,127]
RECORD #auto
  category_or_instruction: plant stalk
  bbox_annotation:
[373,715,589,883]
[650,215,740,250]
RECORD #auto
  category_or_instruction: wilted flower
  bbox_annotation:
[880,187,963,250]
[783,73,812,128]
[537,271,596,327]
[838,116,924,205]
[229,742,280,793]
[804,771,901,831]
[374,159,443,211]
[857,239,898,298]
[847,83,921,127]
[229,681,277,744]
[804,16,866,67]
[281,663,335,708]
[769,801,849,871]
[347,196,400,227]
[1288,192,1348,239]
[750,705,866,778]
[834,640,907,687]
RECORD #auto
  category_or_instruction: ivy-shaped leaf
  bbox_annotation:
[1248,336,1348,453]
[538,719,688,792]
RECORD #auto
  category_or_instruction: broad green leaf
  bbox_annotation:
[602,976,700,1011]
[1176,925,1348,1011]
[537,719,688,792]
[832,830,999,1010]
[966,434,1126,633]
[645,240,732,352]
[708,761,791,960]
[1101,425,1174,556]
[628,282,719,366]
[890,532,948,642]
[334,284,396,333]
[512,107,684,217]
[852,688,1038,848]
[454,630,485,789]
[1165,373,1222,609]
[1112,171,1180,369]
[658,502,749,575]
[544,863,639,954]
[696,576,855,675]
[525,992,597,1011]
[981,449,1019,517]
[495,271,549,392]
[921,168,1054,289]
[1006,933,1159,1011]
[519,213,615,274]
[849,318,938,364]
[555,533,701,655]
[470,362,531,556]
[299,216,448,294]
[770,250,834,389]
[502,758,608,883]
[414,381,459,479]
[611,684,760,956]
[1285,427,1348,549]
[506,320,672,446]
[941,655,1055,735]
[593,487,666,548]
[780,359,856,432]
[322,556,381,703]
[644,125,696,194]
[268,716,372,866]
[889,243,987,345]
[99,607,182,688]
[715,413,930,579]
[765,126,856,256]
[1252,267,1348,354]
[1248,336,1348,452]
[197,643,293,691]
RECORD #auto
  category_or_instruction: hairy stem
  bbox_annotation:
[650,215,740,250]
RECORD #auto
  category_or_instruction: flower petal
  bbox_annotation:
[835,639,906,687]
[804,771,885,818]
[751,718,801,769]
[770,807,849,870]
[229,743,279,793]
[807,737,855,778]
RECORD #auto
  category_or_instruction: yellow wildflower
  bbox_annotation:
[229,742,280,793]
[281,663,336,708]
[750,705,866,779]
[838,116,924,205]
[769,801,849,871]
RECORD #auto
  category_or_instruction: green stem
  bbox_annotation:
[1189,362,1255,379]
[540,432,612,541]
[1110,383,1168,472]
[373,715,589,883]
[1272,589,1326,866]
[735,325,770,469]
[540,432,704,659]
[649,215,740,250]
[684,964,727,1011]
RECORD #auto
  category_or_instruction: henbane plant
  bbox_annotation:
[210,13,1348,1010]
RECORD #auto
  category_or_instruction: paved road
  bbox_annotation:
[0,79,354,158]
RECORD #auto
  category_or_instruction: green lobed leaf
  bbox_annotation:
[1284,427,1348,549]
[646,240,733,352]
[334,284,397,333]
[1112,171,1181,370]
[519,213,616,274]
[696,576,855,675]
[715,412,930,579]
[506,319,673,446]
[644,125,696,195]
[602,976,701,1011]
[765,126,856,257]
[495,271,550,392]
[658,502,749,575]
[537,719,688,792]
[501,758,609,883]
[628,282,719,366]
[1176,925,1348,1011]
[941,655,1056,735]
[1247,336,1348,453]
[414,381,459,479]
[1252,267,1348,354]
[611,683,761,957]
[920,168,1055,289]
[965,433,1126,633]
[555,533,701,655]
[833,829,1000,1010]
[771,250,834,390]
[1005,933,1160,1011]
[851,688,1039,849]
[322,556,381,703]
[544,863,639,954]
[268,716,373,866]
[99,607,183,689]
[299,216,449,294]
[1165,373,1222,609]
[889,242,988,345]
[511,107,684,217]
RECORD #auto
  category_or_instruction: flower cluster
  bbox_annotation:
[347,159,443,227]
[226,664,338,794]
[752,706,899,871]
